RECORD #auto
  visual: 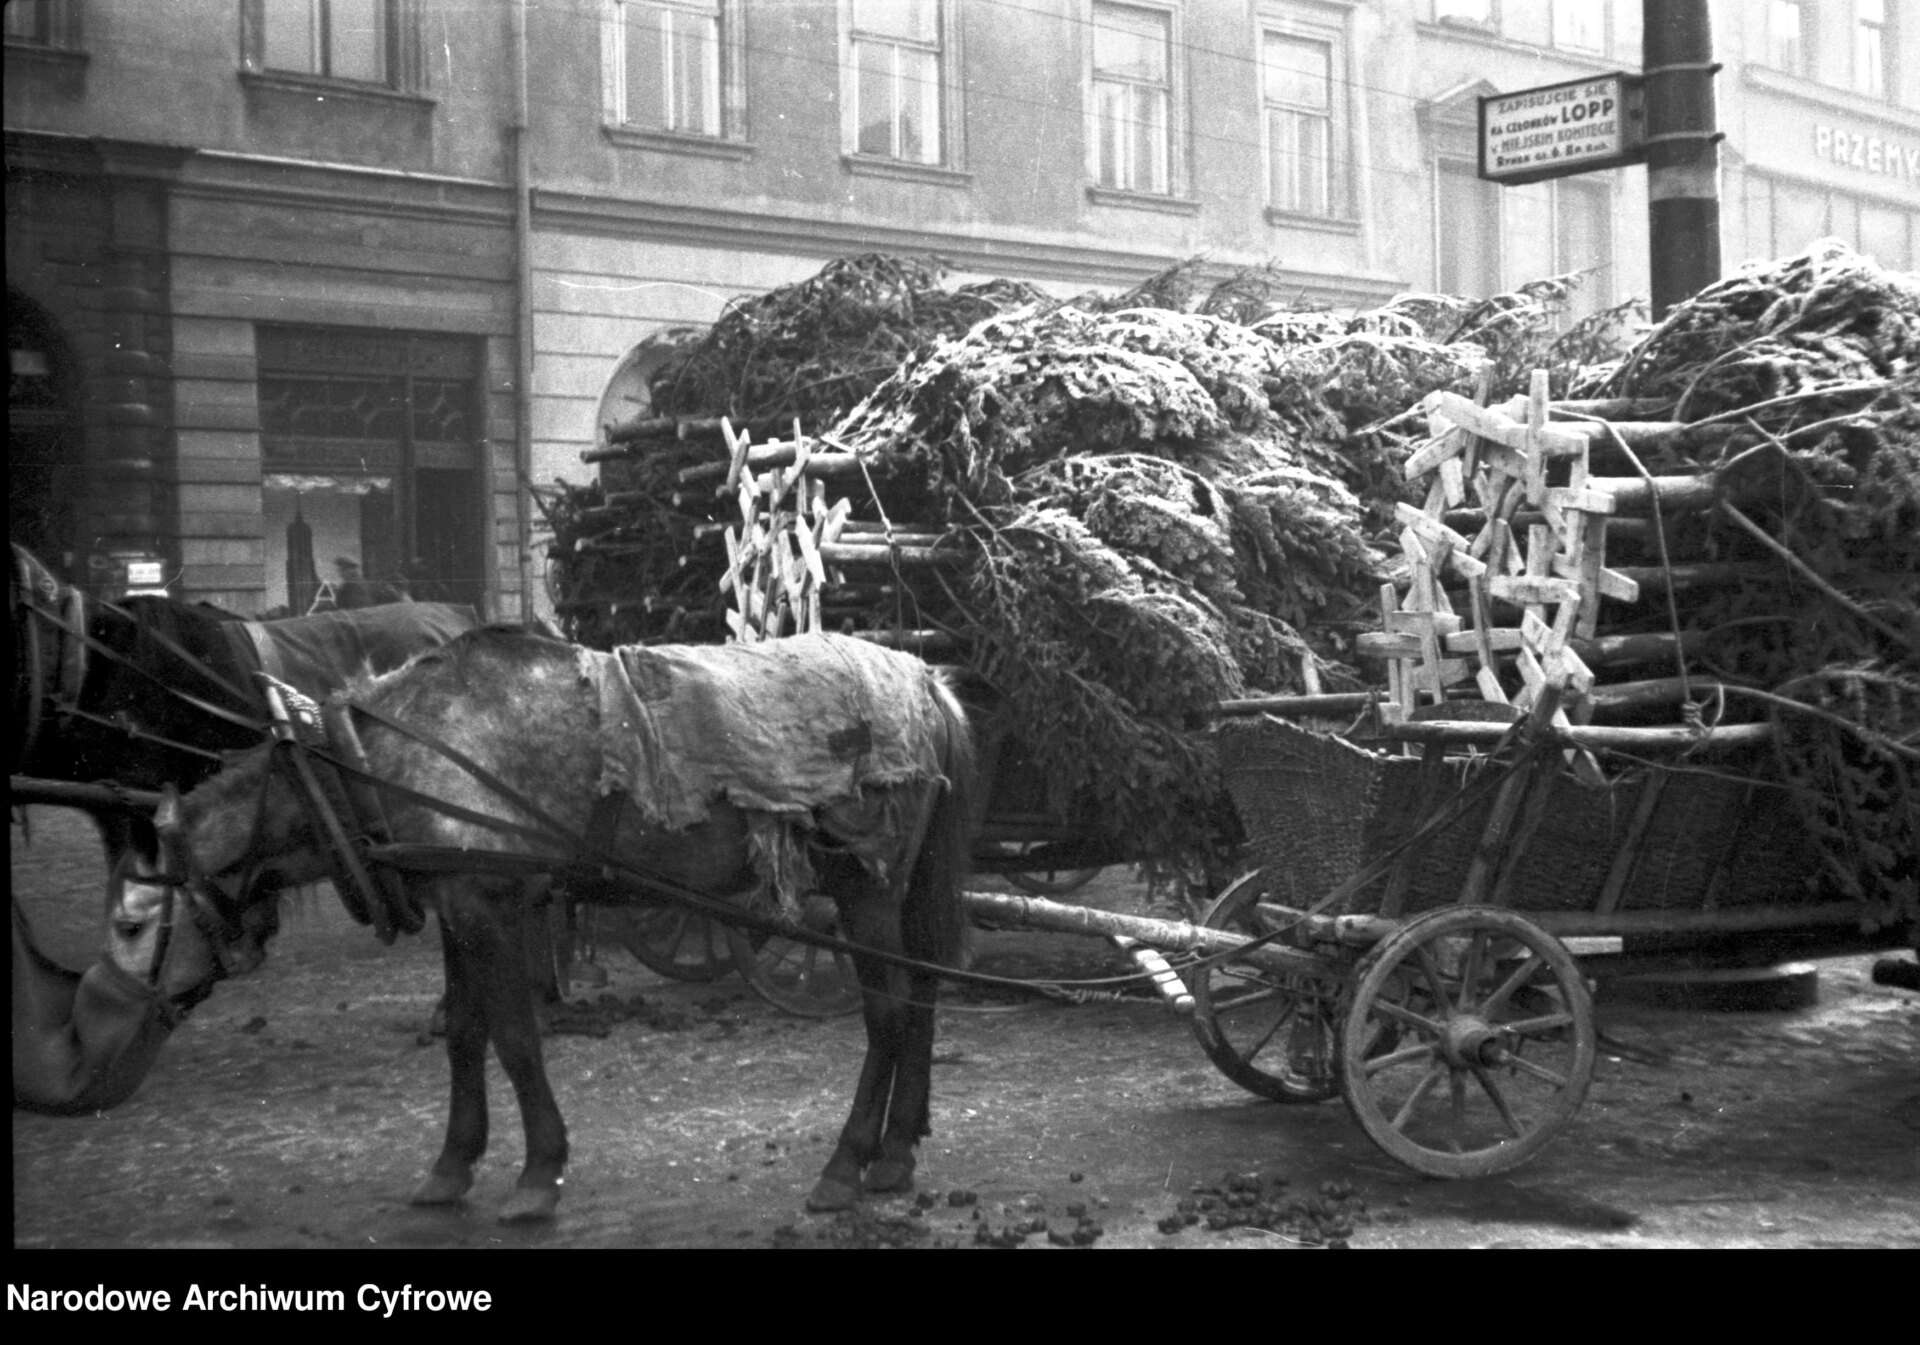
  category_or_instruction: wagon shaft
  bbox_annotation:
[963,890,1327,980]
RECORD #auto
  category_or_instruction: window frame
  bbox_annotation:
[3,0,83,51]
[1260,13,1351,222]
[1420,1,1614,56]
[604,0,746,143]
[1854,0,1888,99]
[1087,0,1186,200]
[240,0,425,96]
[840,0,957,169]
[1765,0,1809,77]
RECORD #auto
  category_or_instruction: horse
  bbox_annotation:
[10,542,481,1112]
[103,625,976,1221]
[12,543,480,841]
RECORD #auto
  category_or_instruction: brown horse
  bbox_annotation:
[103,626,975,1221]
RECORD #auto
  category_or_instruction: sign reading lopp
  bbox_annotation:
[1480,74,1644,185]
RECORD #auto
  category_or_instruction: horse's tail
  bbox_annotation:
[900,670,976,969]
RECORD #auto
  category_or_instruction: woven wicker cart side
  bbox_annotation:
[1216,717,1827,919]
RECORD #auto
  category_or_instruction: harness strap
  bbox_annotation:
[321,701,424,937]
[15,563,49,768]
[347,701,587,846]
[260,684,409,943]
[17,592,266,737]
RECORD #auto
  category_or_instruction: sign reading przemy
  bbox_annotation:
[1480,74,1643,186]
[1813,124,1920,183]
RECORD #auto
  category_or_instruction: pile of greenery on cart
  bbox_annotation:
[1564,240,1918,921]
[541,254,1634,873]
[541,242,1914,898]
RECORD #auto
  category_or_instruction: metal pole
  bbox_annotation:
[1643,0,1722,318]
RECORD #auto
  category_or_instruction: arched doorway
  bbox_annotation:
[8,291,83,576]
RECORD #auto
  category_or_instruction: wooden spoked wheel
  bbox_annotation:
[727,895,864,1018]
[1188,873,1347,1103]
[606,904,737,981]
[1339,906,1596,1179]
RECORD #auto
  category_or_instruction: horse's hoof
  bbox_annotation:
[409,1171,472,1207]
[863,1159,915,1195]
[805,1176,862,1213]
[497,1185,561,1224]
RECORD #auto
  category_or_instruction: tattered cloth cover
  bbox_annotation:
[229,602,480,699]
[582,634,951,907]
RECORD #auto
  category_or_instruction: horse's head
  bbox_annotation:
[103,751,328,1008]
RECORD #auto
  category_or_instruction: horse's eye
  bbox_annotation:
[113,919,145,940]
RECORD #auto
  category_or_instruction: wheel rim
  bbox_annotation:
[1188,873,1346,1103]
[1340,906,1596,1179]
[727,897,863,1017]
[609,904,736,981]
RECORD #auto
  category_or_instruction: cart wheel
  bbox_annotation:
[1188,873,1347,1103]
[727,896,864,1018]
[1339,906,1596,1179]
[605,905,738,981]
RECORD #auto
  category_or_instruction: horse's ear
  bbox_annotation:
[154,786,182,835]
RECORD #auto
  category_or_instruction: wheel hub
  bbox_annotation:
[1441,1016,1509,1068]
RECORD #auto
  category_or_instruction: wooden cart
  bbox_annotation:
[559,375,1913,1175]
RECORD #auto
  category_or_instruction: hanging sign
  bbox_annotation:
[1480,73,1644,185]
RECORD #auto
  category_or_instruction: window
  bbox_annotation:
[1855,0,1887,98]
[1437,159,1501,297]
[4,0,81,49]
[254,0,393,84]
[1263,29,1342,218]
[847,0,944,163]
[1551,2,1603,53]
[1434,159,1613,313]
[1424,2,1611,52]
[609,0,730,136]
[1429,0,1493,26]
[1747,176,1916,272]
[1091,3,1174,194]
[1766,0,1806,75]
[1555,179,1612,319]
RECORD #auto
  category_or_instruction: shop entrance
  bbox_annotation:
[257,326,485,616]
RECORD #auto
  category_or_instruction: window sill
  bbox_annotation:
[1086,186,1200,216]
[603,126,755,162]
[1264,208,1360,235]
[841,155,971,187]
[4,42,88,69]
[239,68,434,111]
[1740,62,1918,125]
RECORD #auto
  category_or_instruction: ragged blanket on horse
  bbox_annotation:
[587,633,949,825]
[581,634,953,905]
[231,602,480,698]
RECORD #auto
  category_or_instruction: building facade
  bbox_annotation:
[7,1,1914,617]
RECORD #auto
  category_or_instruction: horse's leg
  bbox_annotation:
[412,887,489,1207]
[807,890,909,1212]
[473,878,569,1223]
[867,781,962,1196]
[868,957,941,1195]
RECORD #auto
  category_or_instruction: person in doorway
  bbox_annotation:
[334,557,409,609]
